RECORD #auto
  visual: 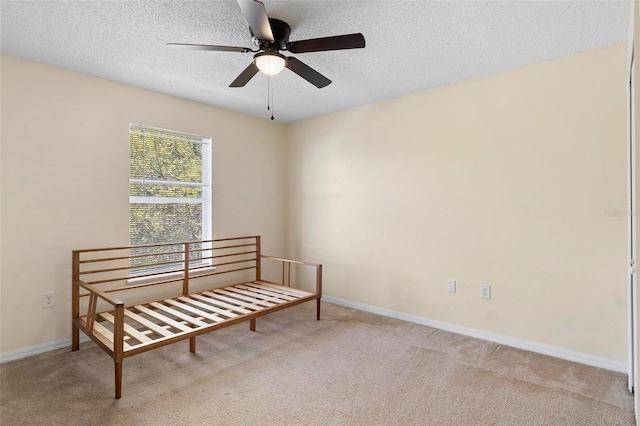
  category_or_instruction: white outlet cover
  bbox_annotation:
[480,285,491,300]
[42,292,55,308]
[447,280,456,293]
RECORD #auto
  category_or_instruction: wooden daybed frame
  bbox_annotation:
[72,236,321,399]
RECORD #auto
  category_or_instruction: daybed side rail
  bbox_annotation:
[260,255,323,298]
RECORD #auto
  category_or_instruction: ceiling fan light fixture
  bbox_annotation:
[254,51,287,75]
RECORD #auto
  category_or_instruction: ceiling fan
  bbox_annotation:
[167,0,366,89]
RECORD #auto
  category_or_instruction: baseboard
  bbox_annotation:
[323,295,627,373]
[0,335,91,364]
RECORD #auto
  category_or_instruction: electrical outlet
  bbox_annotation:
[447,280,456,293]
[480,285,491,300]
[42,292,55,308]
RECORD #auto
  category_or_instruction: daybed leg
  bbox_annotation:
[190,337,196,353]
[250,318,256,332]
[115,361,122,399]
[72,325,80,351]
[317,298,321,321]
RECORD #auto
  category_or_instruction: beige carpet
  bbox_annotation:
[0,302,634,425]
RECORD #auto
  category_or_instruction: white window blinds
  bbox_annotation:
[129,124,212,273]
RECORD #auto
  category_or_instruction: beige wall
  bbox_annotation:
[0,43,630,366]
[286,43,628,363]
[0,55,286,354]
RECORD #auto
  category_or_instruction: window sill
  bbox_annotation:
[127,266,216,286]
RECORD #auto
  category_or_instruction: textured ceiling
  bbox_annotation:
[0,0,631,123]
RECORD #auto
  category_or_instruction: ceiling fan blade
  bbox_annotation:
[287,33,365,54]
[286,57,331,88]
[229,62,260,87]
[167,43,251,53]
[237,0,274,42]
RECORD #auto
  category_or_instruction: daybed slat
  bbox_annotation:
[149,303,209,328]
[100,312,152,343]
[124,322,152,343]
[92,321,132,350]
[203,291,262,311]
[235,284,296,301]
[135,305,193,332]
[227,286,286,303]
[190,294,252,315]
[229,286,291,303]
[124,310,175,338]
[214,289,276,307]
[177,296,239,318]
[165,299,224,322]
[242,283,300,300]
[254,281,312,297]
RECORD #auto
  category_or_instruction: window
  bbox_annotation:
[129,124,212,275]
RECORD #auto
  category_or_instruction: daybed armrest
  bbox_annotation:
[260,255,321,268]
[260,255,322,297]
[73,280,125,354]
[74,280,124,307]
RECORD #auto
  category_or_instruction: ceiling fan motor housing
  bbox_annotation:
[251,18,291,50]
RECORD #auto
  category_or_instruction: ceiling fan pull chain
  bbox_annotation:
[267,74,270,111]
[271,86,275,121]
